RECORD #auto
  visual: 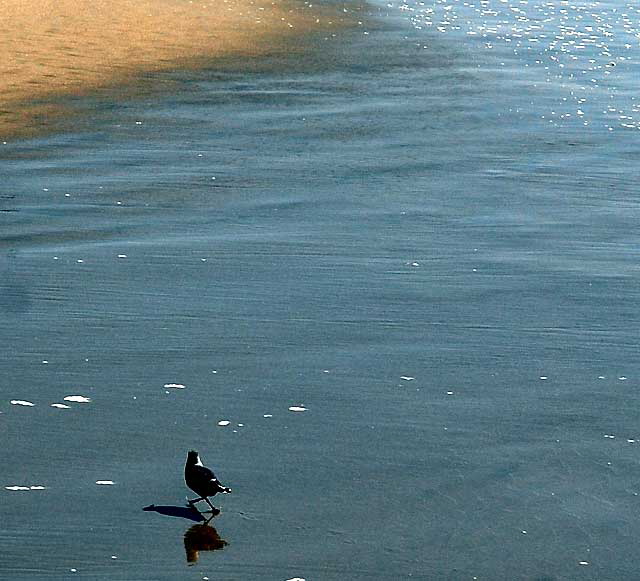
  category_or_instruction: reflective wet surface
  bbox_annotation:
[2,1,640,579]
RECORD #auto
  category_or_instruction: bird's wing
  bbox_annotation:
[193,464,216,480]
[190,464,228,492]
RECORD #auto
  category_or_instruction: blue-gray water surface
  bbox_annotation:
[2,1,640,579]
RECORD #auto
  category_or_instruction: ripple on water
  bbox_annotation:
[394,0,640,131]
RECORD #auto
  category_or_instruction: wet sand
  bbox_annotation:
[4,0,640,576]
[0,0,353,138]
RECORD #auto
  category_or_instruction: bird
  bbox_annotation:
[184,450,231,513]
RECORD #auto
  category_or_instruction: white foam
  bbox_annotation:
[288,406,307,412]
[10,400,35,406]
[164,383,185,389]
[30,485,46,490]
[263,414,273,418]
[63,395,91,403]
[400,376,415,381]
[51,403,71,409]
[218,420,231,426]
[5,486,30,491]
[95,480,114,485]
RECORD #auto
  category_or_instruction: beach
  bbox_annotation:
[0,0,357,137]
[3,0,640,578]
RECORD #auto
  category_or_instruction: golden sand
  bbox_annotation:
[0,0,352,138]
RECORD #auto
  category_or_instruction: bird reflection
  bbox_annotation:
[184,521,228,564]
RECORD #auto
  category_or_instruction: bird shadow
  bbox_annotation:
[143,504,207,523]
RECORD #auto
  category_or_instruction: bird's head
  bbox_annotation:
[187,450,200,465]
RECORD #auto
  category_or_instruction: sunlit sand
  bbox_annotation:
[0,0,353,137]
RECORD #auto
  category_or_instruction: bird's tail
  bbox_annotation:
[222,486,232,494]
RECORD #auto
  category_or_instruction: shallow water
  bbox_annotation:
[2,1,640,579]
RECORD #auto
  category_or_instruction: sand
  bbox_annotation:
[0,0,352,138]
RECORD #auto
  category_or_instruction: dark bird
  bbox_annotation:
[185,450,231,513]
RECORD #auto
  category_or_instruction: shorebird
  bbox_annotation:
[185,450,231,513]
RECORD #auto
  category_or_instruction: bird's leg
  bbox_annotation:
[187,496,204,508]
[204,497,219,514]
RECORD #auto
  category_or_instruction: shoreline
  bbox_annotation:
[1,0,362,139]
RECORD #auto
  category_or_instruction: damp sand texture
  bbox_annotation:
[0,0,348,137]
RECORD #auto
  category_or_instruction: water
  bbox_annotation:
[2,1,640,579]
